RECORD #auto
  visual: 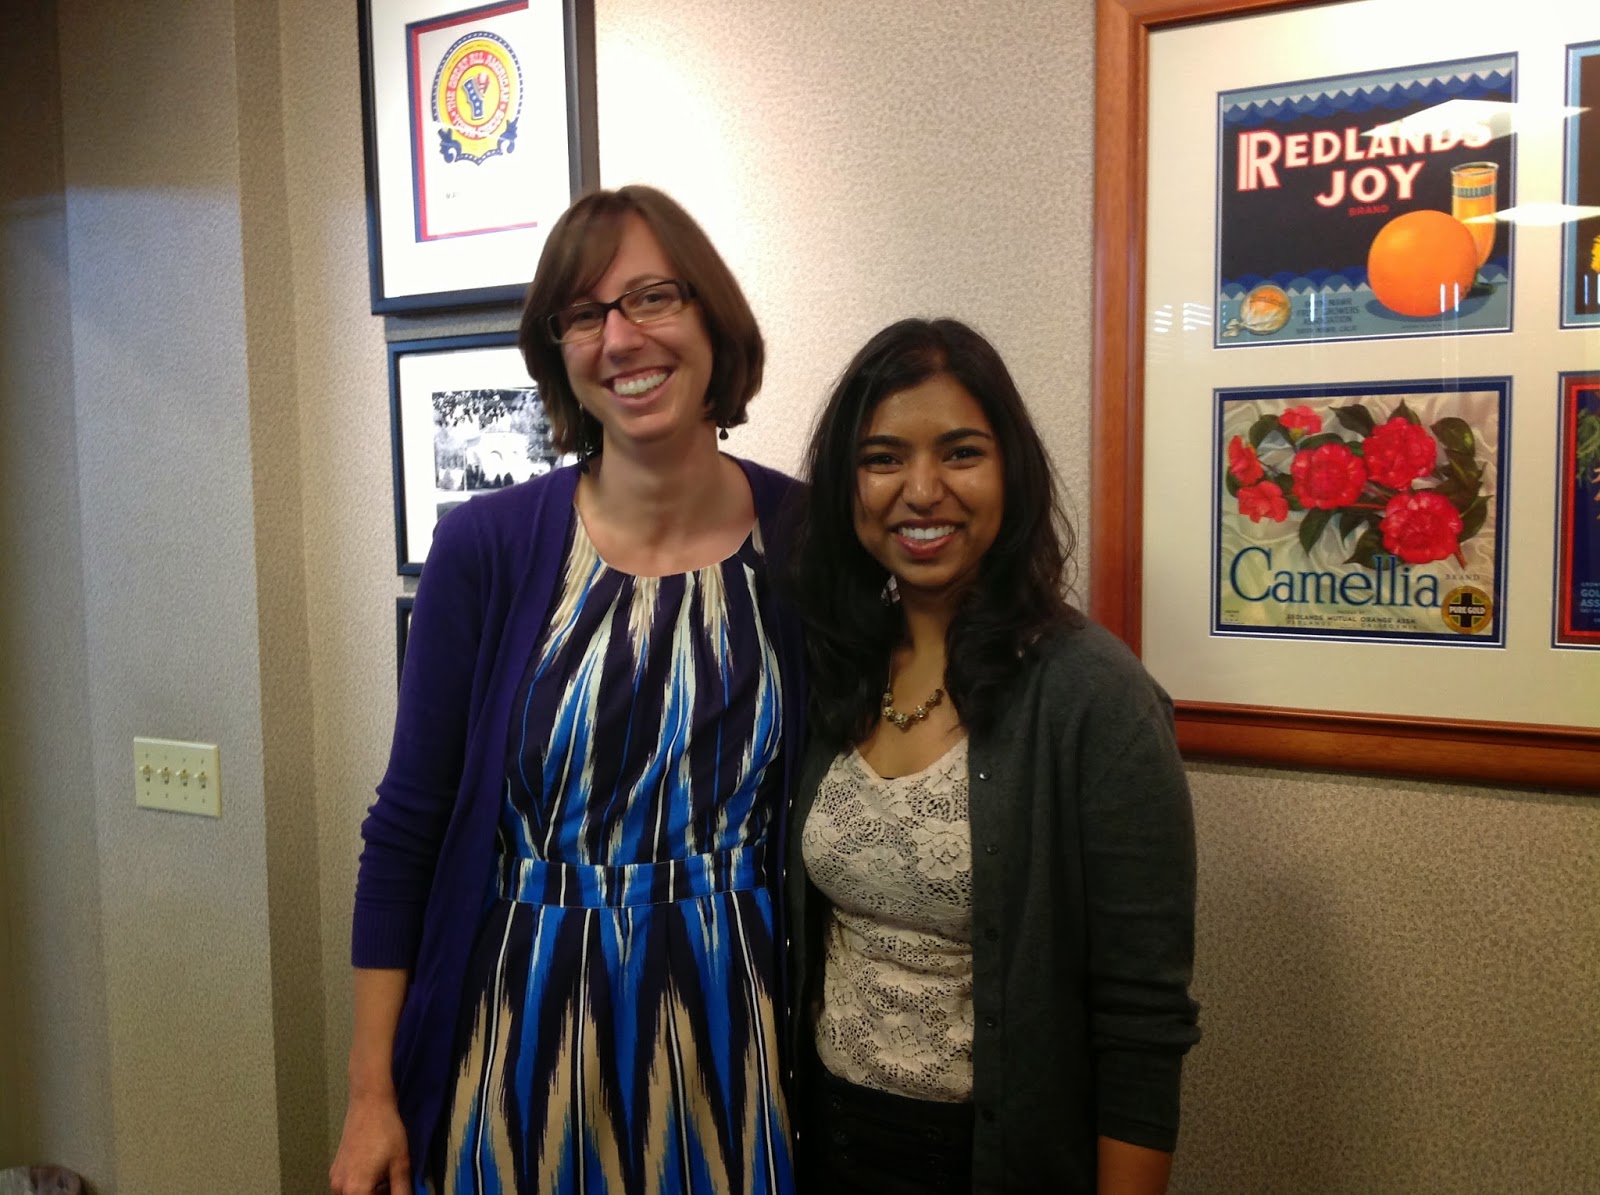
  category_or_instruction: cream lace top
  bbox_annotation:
[800,737,974,1102]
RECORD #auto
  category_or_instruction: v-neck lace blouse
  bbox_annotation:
[800,737,975,1103]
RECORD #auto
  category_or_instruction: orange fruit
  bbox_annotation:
[1366,210,1479,318]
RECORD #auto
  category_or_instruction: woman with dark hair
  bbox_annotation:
[331,186,802,1194]
[786,318,1199,1193]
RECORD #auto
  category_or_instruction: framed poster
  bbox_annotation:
[1093,0,1600,790]
[359,0,599,313]
[1218,54,1516,347]
[1561,40,1600,328]
[389,331,577,575]
[1555,372,1600,648]
[1214,379,1508,645]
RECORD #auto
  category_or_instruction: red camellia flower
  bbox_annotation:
[1228,435,1265,485]
[1279,405,1322,437]
[1290,442,1366,509]
[1381,490,1463,564]
[1364,417,1438,489]
[1237,479,1289,523]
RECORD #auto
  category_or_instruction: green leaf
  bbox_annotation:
[1337,508,1364,540]
[1432,474,1482,507]
[1333,404,1377,436]
[1226,472,1242,497]
[1394,400,1422,426]
[1576,410,1600,477]
[1459,493,1490,542]
[1297,431,1349,452]
[1431,416,1476,457]
[1248,414,1281,450]
[1444,449,1482,484]
[1298,506,1334,555]
[1345,527,1385,569]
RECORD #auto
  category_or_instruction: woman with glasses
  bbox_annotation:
[784,318,1199,1193]
[331,186,802,1195]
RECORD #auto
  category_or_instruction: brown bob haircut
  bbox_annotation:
[516,185,765,454]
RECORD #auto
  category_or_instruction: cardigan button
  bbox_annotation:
[984,927,997,942]
[984,1014,998,1029]
[980,1107,996,1123]
[985,843,999,855]
[976,769,990,781]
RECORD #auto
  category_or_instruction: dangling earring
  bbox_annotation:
[880,575,900,605]
[718,425,730,441]
[577,420,600,474]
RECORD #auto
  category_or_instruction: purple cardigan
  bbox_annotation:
[352,457,807,1167]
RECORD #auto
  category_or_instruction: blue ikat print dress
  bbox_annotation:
[429,515,794,1195]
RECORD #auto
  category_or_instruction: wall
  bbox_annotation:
[0,0,114,1180]
[4,0,299,1189]
[2,0,1595,1192]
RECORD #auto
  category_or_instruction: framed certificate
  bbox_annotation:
[358,0,598,313]
[1093,0,1600,789]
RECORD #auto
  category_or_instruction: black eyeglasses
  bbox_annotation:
[545,279,697,344]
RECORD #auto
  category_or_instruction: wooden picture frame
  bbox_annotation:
[1091,0,1600,790]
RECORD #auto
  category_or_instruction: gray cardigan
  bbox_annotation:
[784,620,1200,1193]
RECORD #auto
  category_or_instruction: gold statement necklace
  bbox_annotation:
[881,684,945,731]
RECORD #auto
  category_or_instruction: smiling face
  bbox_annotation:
[559,213,715,452]
[852,372,1005,609]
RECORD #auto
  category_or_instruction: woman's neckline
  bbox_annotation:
[850,735,968,784]
[572,509,759,579]
[571,451,758,577]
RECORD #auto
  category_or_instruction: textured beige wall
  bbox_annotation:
[0,0,114,1179]
[5,0,1597,1192]
[52,1,285,1190]
[1179,767,1599,1191]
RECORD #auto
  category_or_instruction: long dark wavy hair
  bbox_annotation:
[790,318,1081,744]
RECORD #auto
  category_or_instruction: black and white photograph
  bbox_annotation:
[389,331,576,574]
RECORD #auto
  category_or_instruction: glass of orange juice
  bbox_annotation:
[1451,162,1499,269]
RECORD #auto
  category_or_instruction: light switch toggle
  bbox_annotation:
[133,738,221,817]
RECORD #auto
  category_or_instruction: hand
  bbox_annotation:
[329,1093,411,1195]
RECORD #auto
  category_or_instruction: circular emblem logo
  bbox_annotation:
[1441,585,1493,634]
[431,31,522,164]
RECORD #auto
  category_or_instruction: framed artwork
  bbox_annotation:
[1562,40,1600,328]
[1217,53,1515,348]
[389,331,577,575]
[358,0,599,313]
[396,594,415,684]
[1214,379,1508,646]
[1555,372,1600,648]
[1093,0,1600,790]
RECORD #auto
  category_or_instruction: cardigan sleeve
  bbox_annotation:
[351,501,487,969]
[1067,648,1200,1151]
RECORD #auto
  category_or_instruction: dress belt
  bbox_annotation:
[495,842,769,908]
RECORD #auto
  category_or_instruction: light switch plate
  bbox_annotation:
[133,737,221,817]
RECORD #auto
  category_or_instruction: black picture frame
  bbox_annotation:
[395,594,414,685]
[389,330,576,575]
[358,0,599,314]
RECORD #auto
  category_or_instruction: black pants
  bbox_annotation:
[797,1050,974,1194]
